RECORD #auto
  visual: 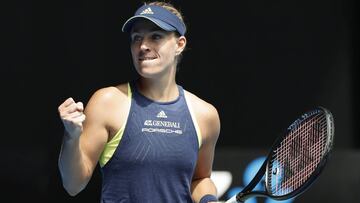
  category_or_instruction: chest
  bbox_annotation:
[112,99,199,172]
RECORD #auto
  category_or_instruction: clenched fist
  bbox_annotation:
[58,97,86,139]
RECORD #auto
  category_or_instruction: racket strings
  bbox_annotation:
[278,116,326,192]
[267,113,328,196]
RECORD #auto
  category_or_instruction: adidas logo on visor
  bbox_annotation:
[140,7,154,15]
[156,110,167,118]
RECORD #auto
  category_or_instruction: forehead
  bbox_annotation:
[130,19,163,33]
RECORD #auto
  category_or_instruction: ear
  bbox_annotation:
[175,36,187,55]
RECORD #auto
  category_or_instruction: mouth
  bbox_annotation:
[138,56,157,61]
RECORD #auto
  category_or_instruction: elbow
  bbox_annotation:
[66,189,79,197]
[62,180,85,196]
[58,165,90,196]
[58,157,92,196]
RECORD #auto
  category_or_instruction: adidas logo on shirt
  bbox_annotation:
[156,110,168,118]
[140,7,154,15]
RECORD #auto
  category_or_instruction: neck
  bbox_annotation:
[136,71,179,102]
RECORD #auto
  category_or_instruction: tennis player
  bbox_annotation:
[58,1,220,202]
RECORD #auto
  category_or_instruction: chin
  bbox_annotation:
[136,67,163,79]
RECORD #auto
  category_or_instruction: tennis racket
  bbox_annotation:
[225,106,334,203]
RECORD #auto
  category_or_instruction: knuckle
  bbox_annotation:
[59,112,66,118]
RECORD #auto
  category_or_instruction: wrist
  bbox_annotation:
[199,194,218,203]
[63,131,80,143]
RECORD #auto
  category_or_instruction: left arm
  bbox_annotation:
[190,98,221,203]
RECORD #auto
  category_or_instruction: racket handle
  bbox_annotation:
[225,195,238,203]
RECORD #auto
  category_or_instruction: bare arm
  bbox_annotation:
[191,136,219,202]
[189,94,221,203]
[57,88,121,196]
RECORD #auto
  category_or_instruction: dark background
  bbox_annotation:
[1,0,359,202]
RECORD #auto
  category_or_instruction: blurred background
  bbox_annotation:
[1,0,359,202]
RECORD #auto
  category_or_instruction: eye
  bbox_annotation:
[131,34,142,42]
[151,33,163,40]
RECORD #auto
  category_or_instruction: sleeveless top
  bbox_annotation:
[99,82,202,203]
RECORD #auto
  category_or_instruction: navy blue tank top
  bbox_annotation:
[100,82,200,203]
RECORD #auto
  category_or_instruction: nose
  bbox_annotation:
[139,38,150,51]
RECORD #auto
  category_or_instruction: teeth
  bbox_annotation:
[140,57,156,60]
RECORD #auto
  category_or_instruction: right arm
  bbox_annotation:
[57,88,122,196]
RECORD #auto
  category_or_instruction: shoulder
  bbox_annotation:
[88,83,128,104]
[184,90,219,119]
[85,83,130,114]
[184,90,220,142]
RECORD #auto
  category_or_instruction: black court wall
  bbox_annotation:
[1,0,359,202]
[2,0,358,149]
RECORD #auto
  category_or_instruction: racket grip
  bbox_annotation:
[225,195,238,203]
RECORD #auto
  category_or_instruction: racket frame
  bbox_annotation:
[235,107,334,202]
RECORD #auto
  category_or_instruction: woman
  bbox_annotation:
[58,2,220,203]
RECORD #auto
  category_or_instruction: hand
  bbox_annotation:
[58,97,86,139]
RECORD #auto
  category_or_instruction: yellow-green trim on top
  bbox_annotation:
[99,83,132,167]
